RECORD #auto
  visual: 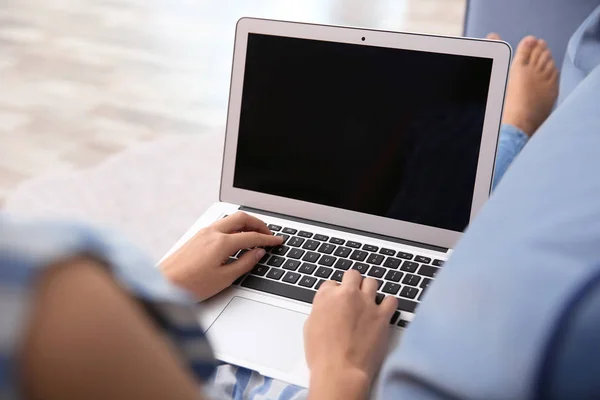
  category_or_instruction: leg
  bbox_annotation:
[379,64,600,399]
[559,5,600,104]
[486,34,559,187]
[22,258,205,400]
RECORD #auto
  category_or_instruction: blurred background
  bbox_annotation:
[0,0,466,204]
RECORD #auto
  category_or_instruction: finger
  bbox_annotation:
[379,296,398,318]
[317,280,337,293]
[223,248,266,281]
[361,277,378,296]
[213,212,272,235]
[341,269,362,288]
[226,231,283,253]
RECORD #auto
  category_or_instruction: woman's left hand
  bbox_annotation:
[160,212,283,300]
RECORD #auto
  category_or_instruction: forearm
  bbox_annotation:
[308,368,371,400]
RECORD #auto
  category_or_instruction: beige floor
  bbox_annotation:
[0,0,466,203]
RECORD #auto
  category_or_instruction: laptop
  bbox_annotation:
[163,18,510,388]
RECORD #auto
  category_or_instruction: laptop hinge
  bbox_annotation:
[240,206,449,253]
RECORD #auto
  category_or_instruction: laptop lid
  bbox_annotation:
[220,18,510,249]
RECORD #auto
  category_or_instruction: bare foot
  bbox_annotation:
[487,33,559,136]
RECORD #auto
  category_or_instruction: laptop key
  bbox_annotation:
[400,286,418,299]
[314,234,329,241]
[317,243,336,254]
[271,245,290,256]
[402,273,421,287]
[418,265,440,278]
[380,248,396,256]
[267,256,285,267]
[400,261,419,273]
[275,233,290,243]
[382,282,401,295]
[233,275,244,285]
[375,293,384,304]
[330,237,345,245]
[302,251,320,263]
[383,257,401,269]
[251,265,269,276]
[385,270,403,282]
[283,259,301,271]
[366,254,384,265]
[374,279,384,289]
[242,276,316,304]
[352,262,369,274]
[259,253,270,264]
[331,270,344,282]
[350,250,368,261]
[363,244,379,252]
[268,224,282,232]
[298,231,313,238]
[346,241,362,248]
[390,311,400,325]
[288,248,305,259]
[334,246,352,258]
[282,271,301,284]
[299,263,317,274]
[420,277,432,289]
[396,298,418,313]
[288,237,305,247]
[266,268,284,280]
[398,319,409,328]
[302,240,320,250]
[315,279,327,290]
[334,259,353,270]
[299,275,318,288]
[318,255,336,267]
[433,259,445,267]
[396,251,414,260]
[367,266,386,278]
[283,227,298,235]
[315,266,333,279]
[415,256,432,264]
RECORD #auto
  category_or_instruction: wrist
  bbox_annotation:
[308,365,370,400]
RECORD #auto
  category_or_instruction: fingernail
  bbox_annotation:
[255,248,266,261]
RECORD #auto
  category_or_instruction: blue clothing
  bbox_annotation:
[3,7,598,398]
[378,5,600,399]
[493,124,529,189]
[0,217,216,399]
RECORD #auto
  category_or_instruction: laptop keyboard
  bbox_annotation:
[230,222,445,328]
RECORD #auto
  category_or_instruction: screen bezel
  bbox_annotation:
[220,17,511,249]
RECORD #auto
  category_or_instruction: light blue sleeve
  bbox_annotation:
[492,124,529,190]
[377,64,600,398]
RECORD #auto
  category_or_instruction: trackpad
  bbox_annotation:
[207,297,307,372]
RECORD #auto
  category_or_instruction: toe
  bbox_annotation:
[530,39,548,66]
[537,49,553,71]
[486,32,501,40]
[542,58,558,78]
[514,35,537,65]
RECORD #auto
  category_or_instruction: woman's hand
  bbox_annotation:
[304,269,398,400]
[160,212,283,300]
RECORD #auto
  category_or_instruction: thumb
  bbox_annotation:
[225,248,266,281]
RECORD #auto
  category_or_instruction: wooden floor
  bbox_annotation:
[0,0,466,203]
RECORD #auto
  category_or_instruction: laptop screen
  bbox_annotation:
[233,33,493,233]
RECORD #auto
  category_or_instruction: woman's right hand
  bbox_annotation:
[304,269,398,400]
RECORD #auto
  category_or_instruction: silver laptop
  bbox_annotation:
[163,18,510,388]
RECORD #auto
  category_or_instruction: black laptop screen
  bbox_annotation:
[233,33,493,232]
